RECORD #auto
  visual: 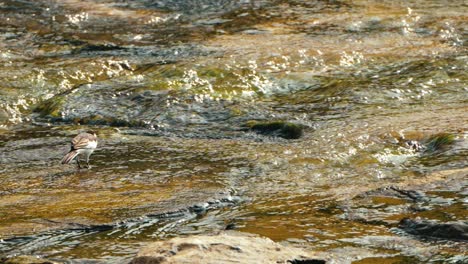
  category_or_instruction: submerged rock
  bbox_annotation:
[1,255,59,264]
[392,132,458,154]
[243,120,304,139]
[130,231,324,264]
[399,218,468,241]
[424,133,456,153]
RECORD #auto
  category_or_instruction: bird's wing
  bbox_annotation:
[71,134,93,149]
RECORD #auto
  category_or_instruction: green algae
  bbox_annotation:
[353,256,420,264]
[244,120,303,139]
[425,133,456,153]
[34,96,66,118]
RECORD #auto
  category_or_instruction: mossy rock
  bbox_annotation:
[34,96,65,118]
[425,133,456,153]
[244,120,303,139]
[229,106,245,117]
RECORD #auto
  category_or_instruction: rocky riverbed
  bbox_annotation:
[1,0,467,263]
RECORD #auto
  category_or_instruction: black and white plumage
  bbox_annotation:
[61,132,98,169]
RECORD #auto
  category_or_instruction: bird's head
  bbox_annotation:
[86,130,97,137]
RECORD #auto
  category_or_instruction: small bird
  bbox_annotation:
[61,131,98,169]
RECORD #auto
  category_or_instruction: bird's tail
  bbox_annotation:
[61,150,79,164]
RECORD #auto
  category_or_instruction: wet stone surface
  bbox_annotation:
[398,218,468,241]
[0,127,247,238]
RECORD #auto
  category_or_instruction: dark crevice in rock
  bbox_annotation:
[288,259,327,264]
[398,218,468,241]
[358,186,427,202]
[72,43,128,54]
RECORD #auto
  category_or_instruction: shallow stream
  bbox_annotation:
[0,0,467,263]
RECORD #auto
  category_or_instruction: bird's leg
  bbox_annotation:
[76,158,82,169]
[85,155,90,169]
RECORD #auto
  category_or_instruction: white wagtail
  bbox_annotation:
[61,131,98,169]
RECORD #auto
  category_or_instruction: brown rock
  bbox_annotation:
[130,231,324,264]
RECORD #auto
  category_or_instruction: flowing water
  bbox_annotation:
[0,0,467,263]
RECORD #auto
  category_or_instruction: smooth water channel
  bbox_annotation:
[0,0,467,263]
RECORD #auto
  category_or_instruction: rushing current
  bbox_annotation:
[0,0,467,263]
